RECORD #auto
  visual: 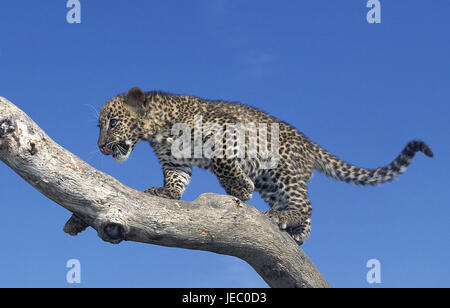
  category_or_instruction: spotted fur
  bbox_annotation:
[97,87,433,245]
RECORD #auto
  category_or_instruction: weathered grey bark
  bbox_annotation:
[0,97,330,288]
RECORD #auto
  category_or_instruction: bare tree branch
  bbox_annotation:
[0,97,330,288]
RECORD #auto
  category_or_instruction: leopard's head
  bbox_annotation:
[97,87,148,162]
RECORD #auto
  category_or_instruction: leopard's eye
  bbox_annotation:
[109,119,119,128]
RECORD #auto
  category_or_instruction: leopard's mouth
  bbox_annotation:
[101,141,131,162]
[111,141,131,161]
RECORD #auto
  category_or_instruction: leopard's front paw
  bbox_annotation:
[232,186,254,202]
[223,178,254,202]
[144,187,181,199]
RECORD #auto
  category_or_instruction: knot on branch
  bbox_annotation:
[98,222,128,244]
[0,118,16,138]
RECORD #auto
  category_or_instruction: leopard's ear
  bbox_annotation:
[126,87,145,108]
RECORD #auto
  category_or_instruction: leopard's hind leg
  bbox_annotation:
[265,186,312,245]
[258,162,313,245]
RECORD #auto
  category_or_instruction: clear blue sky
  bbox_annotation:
[0,1,449,288]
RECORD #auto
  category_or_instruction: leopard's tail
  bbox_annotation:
[313,140,433,185]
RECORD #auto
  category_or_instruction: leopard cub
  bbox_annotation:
[97,87,433,245]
